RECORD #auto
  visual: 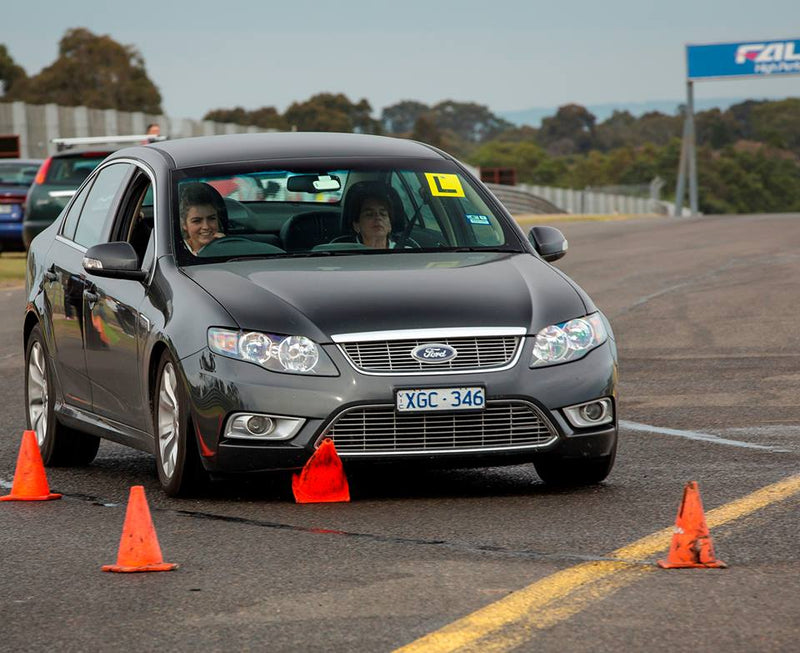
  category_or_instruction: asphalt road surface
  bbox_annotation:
[1,213,798,652]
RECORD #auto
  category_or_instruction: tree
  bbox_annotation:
[467,141,550,183]
[537,104,597,155]
[382,100,429,134]
[7,28,161,113]
[284,93,380,133]
[431,101,513,143]
[204,106,288,130]
[0,45,27,96]
[410,113,445,149]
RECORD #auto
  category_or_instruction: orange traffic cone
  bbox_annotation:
[292,438,350,504]
[0,430,61,501]
[658,481,726,569]
[102,486,178,573]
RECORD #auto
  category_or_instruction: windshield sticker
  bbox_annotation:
[425,173,465,198]
[466,214,491,225]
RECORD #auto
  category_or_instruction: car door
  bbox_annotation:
[83,167,155,432]
[42,179,97,409]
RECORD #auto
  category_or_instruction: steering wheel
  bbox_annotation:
[197,236,262,256]
[395,235,421,249]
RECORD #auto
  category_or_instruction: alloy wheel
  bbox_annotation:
[157,362,180,479]
[27,341,48,447]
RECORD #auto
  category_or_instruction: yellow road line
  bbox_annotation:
[394,475,800,653]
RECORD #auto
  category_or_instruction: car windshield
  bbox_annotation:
[173,163,522,263]
[0,161,40,186]
[46,153,110,186]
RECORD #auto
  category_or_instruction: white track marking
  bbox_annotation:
[620,420,790,452]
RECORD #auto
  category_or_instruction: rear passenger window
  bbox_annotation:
[73,163,132,248]
[61,180,94,241]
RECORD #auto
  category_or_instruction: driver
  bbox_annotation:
[179,183,226,255]
[352,193,396,249]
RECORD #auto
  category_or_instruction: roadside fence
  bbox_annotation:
[0,101,263,159]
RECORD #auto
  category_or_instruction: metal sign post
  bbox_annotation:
[674,37,800,217]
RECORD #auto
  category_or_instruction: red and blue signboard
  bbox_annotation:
[687,38,800,80]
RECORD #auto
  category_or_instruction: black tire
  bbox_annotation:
[24,324,100,466]
[533,447,616,487]
[152,351,207,496]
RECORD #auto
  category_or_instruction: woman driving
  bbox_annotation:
[352,193,395,249]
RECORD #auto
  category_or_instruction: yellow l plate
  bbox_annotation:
[425,173,465,198]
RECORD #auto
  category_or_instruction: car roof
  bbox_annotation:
[0,158,44,164]
[136,132,446,169]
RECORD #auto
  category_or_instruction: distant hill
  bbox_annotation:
[498,96,794,127]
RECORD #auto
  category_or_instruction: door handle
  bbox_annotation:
[43,268,57,282]
[84,290,99,304]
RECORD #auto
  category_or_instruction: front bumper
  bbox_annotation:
[182,338,618,474]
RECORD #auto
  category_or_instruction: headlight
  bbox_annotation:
[208,328,338,375]
[530,313,608,367]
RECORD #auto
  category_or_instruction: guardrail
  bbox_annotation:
[487,182,687,217]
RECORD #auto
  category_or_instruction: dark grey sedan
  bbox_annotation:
[24,132,617,496]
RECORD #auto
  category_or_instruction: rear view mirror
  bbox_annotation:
[528,226,568,262]
[286,174,341,193]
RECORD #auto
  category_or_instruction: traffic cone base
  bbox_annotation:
[102,561,178,573]
[0,430,62,502]
[0,492,62,502]
[292,438,350,504]
[102,485,177,573]
[657,481,726,569]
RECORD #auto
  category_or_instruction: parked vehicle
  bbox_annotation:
[0,158,42,252]
[22,135,163,248]
[24,132,618,496]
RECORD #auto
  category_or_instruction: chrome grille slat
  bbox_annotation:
[340,335,521,374]
[323,401,557,455]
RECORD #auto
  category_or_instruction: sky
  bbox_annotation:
[3,0,799,121]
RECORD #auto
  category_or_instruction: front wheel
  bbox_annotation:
[25,324,100,466]
[533,448,616,487]
[153,352,207,496]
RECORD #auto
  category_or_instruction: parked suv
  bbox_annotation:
[22,135,163,248]
[0,158,42,253]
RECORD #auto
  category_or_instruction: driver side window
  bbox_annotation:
[109,171,155,270]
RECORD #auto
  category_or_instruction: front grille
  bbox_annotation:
[339,336,520,374]
[322,401,557,455]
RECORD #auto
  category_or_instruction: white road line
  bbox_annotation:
[619,420,790,452]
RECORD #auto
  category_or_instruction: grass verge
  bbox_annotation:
[0,252,26,286]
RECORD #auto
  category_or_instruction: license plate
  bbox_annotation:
[0,205,12,213]
[396,387,485,413]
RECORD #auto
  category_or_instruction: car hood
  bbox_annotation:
[183,252,589,342]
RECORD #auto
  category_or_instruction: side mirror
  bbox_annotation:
[528,226,568,262]
[83,242,146,281]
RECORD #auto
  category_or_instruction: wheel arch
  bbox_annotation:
[23,310,40,350]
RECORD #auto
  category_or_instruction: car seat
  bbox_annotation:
[279,211,341,251]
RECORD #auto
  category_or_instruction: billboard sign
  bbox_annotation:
[687,38,800,80]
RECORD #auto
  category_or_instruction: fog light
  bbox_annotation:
[225,413,305,440]
[563,398,613,428]
[246,416,274,436]
[580,403,605,422]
